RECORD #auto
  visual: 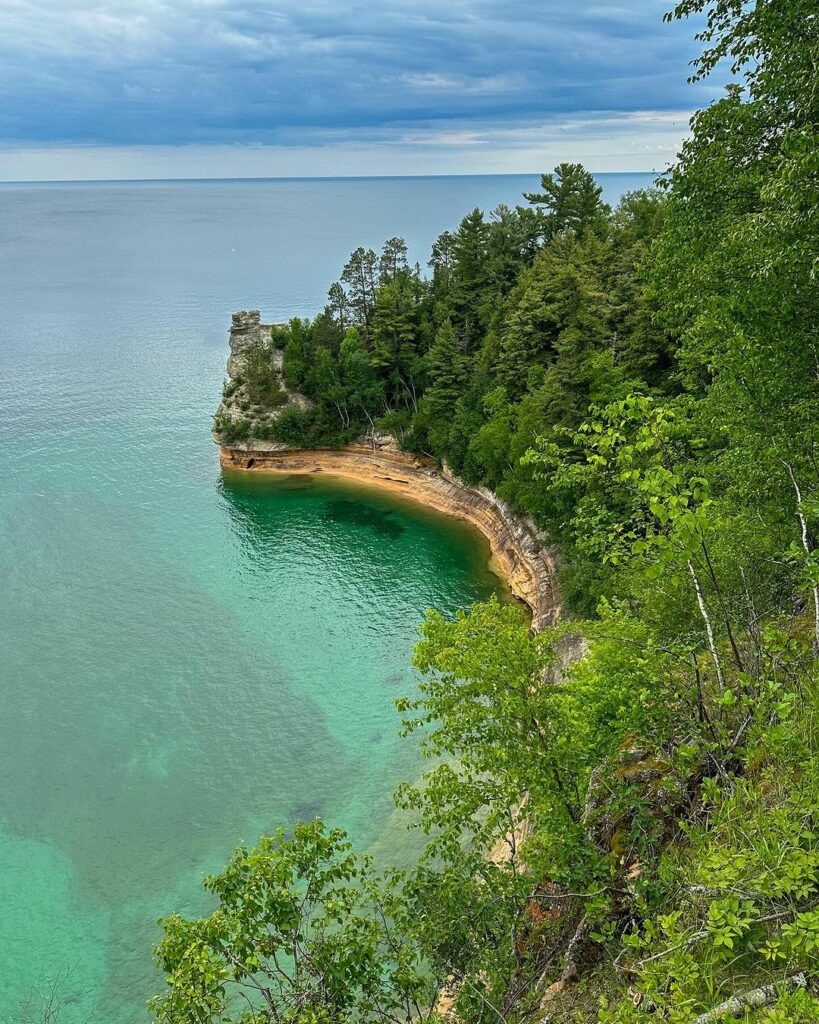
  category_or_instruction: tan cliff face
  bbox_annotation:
[215,310,560,632]
[218,442,560,632]
[216,311,312,435]
[226,310,274,377]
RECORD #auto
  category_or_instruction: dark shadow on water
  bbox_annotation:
[289,800,324,824]
[276,474,319,492]
[217,469,508,601]
[217,471,407,572]
[320,499,406,539]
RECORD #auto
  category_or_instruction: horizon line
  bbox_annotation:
[0,170,659,187]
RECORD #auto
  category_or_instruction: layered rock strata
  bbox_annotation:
[218,439,559,632]
[217,311,311,434]
[215,311,560,631]
[226,310,275,377]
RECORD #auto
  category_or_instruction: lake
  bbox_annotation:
[0,172,654,1022]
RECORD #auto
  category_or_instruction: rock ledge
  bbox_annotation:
[218,441,560,631]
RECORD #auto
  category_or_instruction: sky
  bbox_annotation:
[0,1,722,181]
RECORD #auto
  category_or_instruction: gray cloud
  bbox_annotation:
[0,0,717,151]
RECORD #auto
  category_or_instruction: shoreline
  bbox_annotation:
[218,441,559,632]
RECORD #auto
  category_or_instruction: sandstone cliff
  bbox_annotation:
[218,439,560,632]
[215,311,312,436]
[226,309,275,377]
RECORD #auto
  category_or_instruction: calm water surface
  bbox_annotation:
[0,174,653,1022]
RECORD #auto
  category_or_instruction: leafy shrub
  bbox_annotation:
[243,343,288,407]
[213,412,251,444]
[271,406,313,447]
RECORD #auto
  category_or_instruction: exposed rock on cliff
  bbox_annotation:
[215,311,312,436]
[227,309,273,378]
[218,441,560,632]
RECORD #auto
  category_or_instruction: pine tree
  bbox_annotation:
[340,247,377,335]
[524,162,609,238]
[378,237,409,284]
[450,209,491,347]
[425,320,467,419]
[327,282,349,334]
[496,326,532,401]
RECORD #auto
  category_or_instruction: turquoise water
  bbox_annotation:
[0,174,653,1022]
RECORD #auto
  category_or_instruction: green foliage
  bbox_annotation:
[524,161,610,238]
[423,319,467,447]
[526,396,712,570]
[599,677,819,1023]
[249,160,669,462]
[151,821,433,1024]
[188,6,819,1022]
[214,412,251,445]
[271,406,315,447]
[243,343,287,407]
[398,599,576,855]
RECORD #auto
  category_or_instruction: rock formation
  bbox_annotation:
[215,312,560,631]
[227,310,273,377]
[215,311,311,437]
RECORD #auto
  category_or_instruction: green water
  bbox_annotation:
[0,460,503,1021]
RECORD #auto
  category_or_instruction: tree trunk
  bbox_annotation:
[692,972,808,1023]
[688,559,725,689]
[783,460,819,649]
[700,541,745,673]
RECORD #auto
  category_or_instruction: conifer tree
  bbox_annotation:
[496,324,532,401]
[449,209,491,347]
[425,319,467,419]
[327,281,349,334]
[525,162,609,237]
[340,247,377,335]
[378,237,409,284]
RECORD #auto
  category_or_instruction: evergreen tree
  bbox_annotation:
[378,237,409,284]
[429,230,455,288]
[496,323,532,401]
[369,275,422,409]
[485,204,538,301]
[524,162,609,237]
[449,209,491,347]
[340,247,377,335]
[327,281,349,334]
[424,319,467,420]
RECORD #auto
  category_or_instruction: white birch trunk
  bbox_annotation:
[783,461,819,648]
[688,559,725,689]
[692,972,808,1023]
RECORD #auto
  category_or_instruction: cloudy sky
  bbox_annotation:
[0,1,721,180]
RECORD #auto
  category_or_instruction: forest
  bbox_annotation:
[170,0,819,1021]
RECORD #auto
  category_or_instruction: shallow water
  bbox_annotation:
[0,173,653,1022]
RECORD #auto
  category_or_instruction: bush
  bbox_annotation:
[251,420,279,442]
[214,412,251,444]
[243,343,288,407]
[272,406,313,447]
